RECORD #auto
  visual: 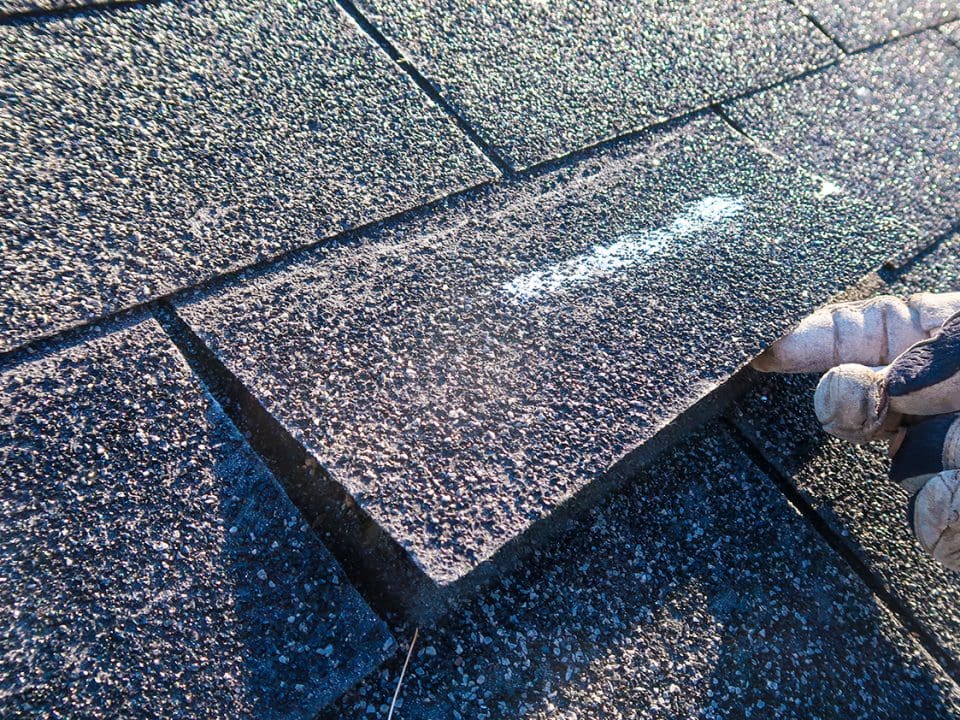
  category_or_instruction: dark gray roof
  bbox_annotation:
[349,0,837,168]
[798,0,956,51]
[2,0,959,715]
[0,0,493,352]
[724,32,960,255]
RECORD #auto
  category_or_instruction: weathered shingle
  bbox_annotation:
[724,33,960,252]
[0,319,393,719]
[799,0,957,51]
[352,0,837,167]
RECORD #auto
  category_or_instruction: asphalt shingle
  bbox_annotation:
[352,0,837,168]
[724,32,960,251]
[732,232,960,671]
[325,427,960,720]
[0,0,494,354]
[176,113,911,610]
[0,319,393,719]
[798,0,957,51]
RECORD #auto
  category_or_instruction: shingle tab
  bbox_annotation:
[724,33,960,249]
[352,0,837,168]
[732,232,960,672]
[0,320,393,719]
[177,114,911,602]
[799,0,957,50]
[326,428,960,719]
[0,0,494,354]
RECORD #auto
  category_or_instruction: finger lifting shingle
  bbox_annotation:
[751,292,960,374]
[176,114,911,615]
[731,232,960,674]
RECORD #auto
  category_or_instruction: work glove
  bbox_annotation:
[752,292,960,571]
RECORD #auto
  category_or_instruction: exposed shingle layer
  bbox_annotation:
[325,428,960,719]
[0,320,393,719]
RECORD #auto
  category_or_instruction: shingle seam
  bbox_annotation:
[940,23,960,50]
[331,0,850,175]
[500,53,840,175]
[717,73,958,274]
[0,174,494,368]
[0,86,818,367]
[151,302,432,624]
[0,115,712,365]
[879,223,960,286]
[0,304,155,375]
[845,19,960,57]
[333,0,514,176]
[0,42,933,369]
[785,1,849,54]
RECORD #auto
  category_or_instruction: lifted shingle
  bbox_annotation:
[177,114,911,617]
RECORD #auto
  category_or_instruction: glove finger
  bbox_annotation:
[886,311,960,417]
[912,470,960,571]
[752,293,960,374]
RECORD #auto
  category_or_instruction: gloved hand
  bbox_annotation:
[752,292,960,571]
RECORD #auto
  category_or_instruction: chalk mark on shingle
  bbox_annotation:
[501,195,745,302]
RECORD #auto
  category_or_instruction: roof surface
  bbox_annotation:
[1,0,959,717]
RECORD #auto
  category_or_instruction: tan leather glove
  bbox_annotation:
[753,292,960,571]
[752,292,960,375]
